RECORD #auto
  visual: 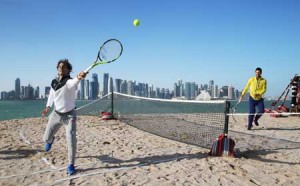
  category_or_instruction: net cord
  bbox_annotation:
[112,92,226,104]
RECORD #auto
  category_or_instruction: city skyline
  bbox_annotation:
[1,1,300,97]
[0,74,243,100]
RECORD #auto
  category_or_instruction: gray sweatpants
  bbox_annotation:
[44,110,77,165]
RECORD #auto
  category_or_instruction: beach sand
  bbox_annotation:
[0,115,300,186]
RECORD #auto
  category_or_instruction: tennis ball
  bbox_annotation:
[133,19,140,27]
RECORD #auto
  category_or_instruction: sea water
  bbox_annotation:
[0,99,282,121]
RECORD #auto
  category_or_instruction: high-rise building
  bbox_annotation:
[209,80,214,87]
[89,81,95,99]
[15,78,21,100]
[228,84,234,99]
[80,80,85,99]
[85,80,89,99]
[220,86,229,98]
[1,91,8,100]
[115,79,122,92]
[165,88,171,99]
[214,85,219,98]
[120,80,127,94]
[203,84,208,91]
[149,84,154,98]
[190,82,196,100]
[185,82,190,100]
[209,80,214,97]
[126,80,133,95]
[103,73,109,96]
[45,86,51,98]
[184,82,196,100]
[176,79,184,97]
[145,83,149,97]
[21,86,25,99]
[34,86,40,99]
[235,89,239,100]
[92,73,99,99]
[24,84,34,100]
[138,83,144,97]
[174,83,180,97]
[109,77,114,92]
[156,87,161,98]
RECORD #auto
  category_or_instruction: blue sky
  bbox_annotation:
[1,0,299,97]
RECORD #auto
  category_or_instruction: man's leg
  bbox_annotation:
[66,117,77,165]
[248,97,256,130]
[254,99,265,126]
[44,112,62,149]
[65,111,77,175]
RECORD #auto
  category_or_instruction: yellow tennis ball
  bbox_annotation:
[133,19,140,27]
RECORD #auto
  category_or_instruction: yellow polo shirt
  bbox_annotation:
[241,77,267,100]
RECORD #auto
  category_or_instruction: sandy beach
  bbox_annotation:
[0,115,300,186]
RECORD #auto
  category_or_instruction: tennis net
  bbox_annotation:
[76,92,230,149]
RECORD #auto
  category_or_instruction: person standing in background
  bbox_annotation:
[239,67,267,130]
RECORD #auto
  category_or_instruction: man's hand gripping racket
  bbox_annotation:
[84,39,123,73]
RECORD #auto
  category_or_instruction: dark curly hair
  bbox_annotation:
[57,59,72,72]
[255,67,262,73]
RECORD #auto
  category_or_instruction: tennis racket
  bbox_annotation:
[231,101,240,122]
[84,39,123,73]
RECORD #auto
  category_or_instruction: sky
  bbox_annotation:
[1,0,299,98]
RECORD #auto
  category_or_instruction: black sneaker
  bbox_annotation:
[254,121,259,126]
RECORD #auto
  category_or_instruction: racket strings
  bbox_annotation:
[230,103,239,122]
[99,40,122,62]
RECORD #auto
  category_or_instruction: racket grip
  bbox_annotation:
[84,65,93,73]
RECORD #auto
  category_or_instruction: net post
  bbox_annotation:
[224,101,231,136]
[111,90,114,118]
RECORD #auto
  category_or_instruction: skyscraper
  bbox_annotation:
[126,80,133,95]
[190,82,196,100]
[228,84,234,99]
[174,83,180,97]
[220,86,229,98]
[45,86,51,98]
[119,80,125,94]
[24,84,34,100]
[15,78,21,100]
[90,81,95,99]
[209,80,214,97]
[115,78,122,92]
[80,80,85,100]
[149,84,154,98]
[85,79,89,99]
[184,82,197,100]
[103,73,109,96]
[109,77,114,92]
[92,73,99,99]
[214,85,219,98]
[34,86,40,99]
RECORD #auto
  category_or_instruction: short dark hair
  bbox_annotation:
[57,59,72,72]
[255,67,262,73]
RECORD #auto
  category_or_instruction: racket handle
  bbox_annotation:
[84,65,93,73]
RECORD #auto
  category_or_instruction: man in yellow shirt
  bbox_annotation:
[239,67,267,130]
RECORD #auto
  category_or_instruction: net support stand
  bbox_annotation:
[101,90,117,121]
[224,101,231,136]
